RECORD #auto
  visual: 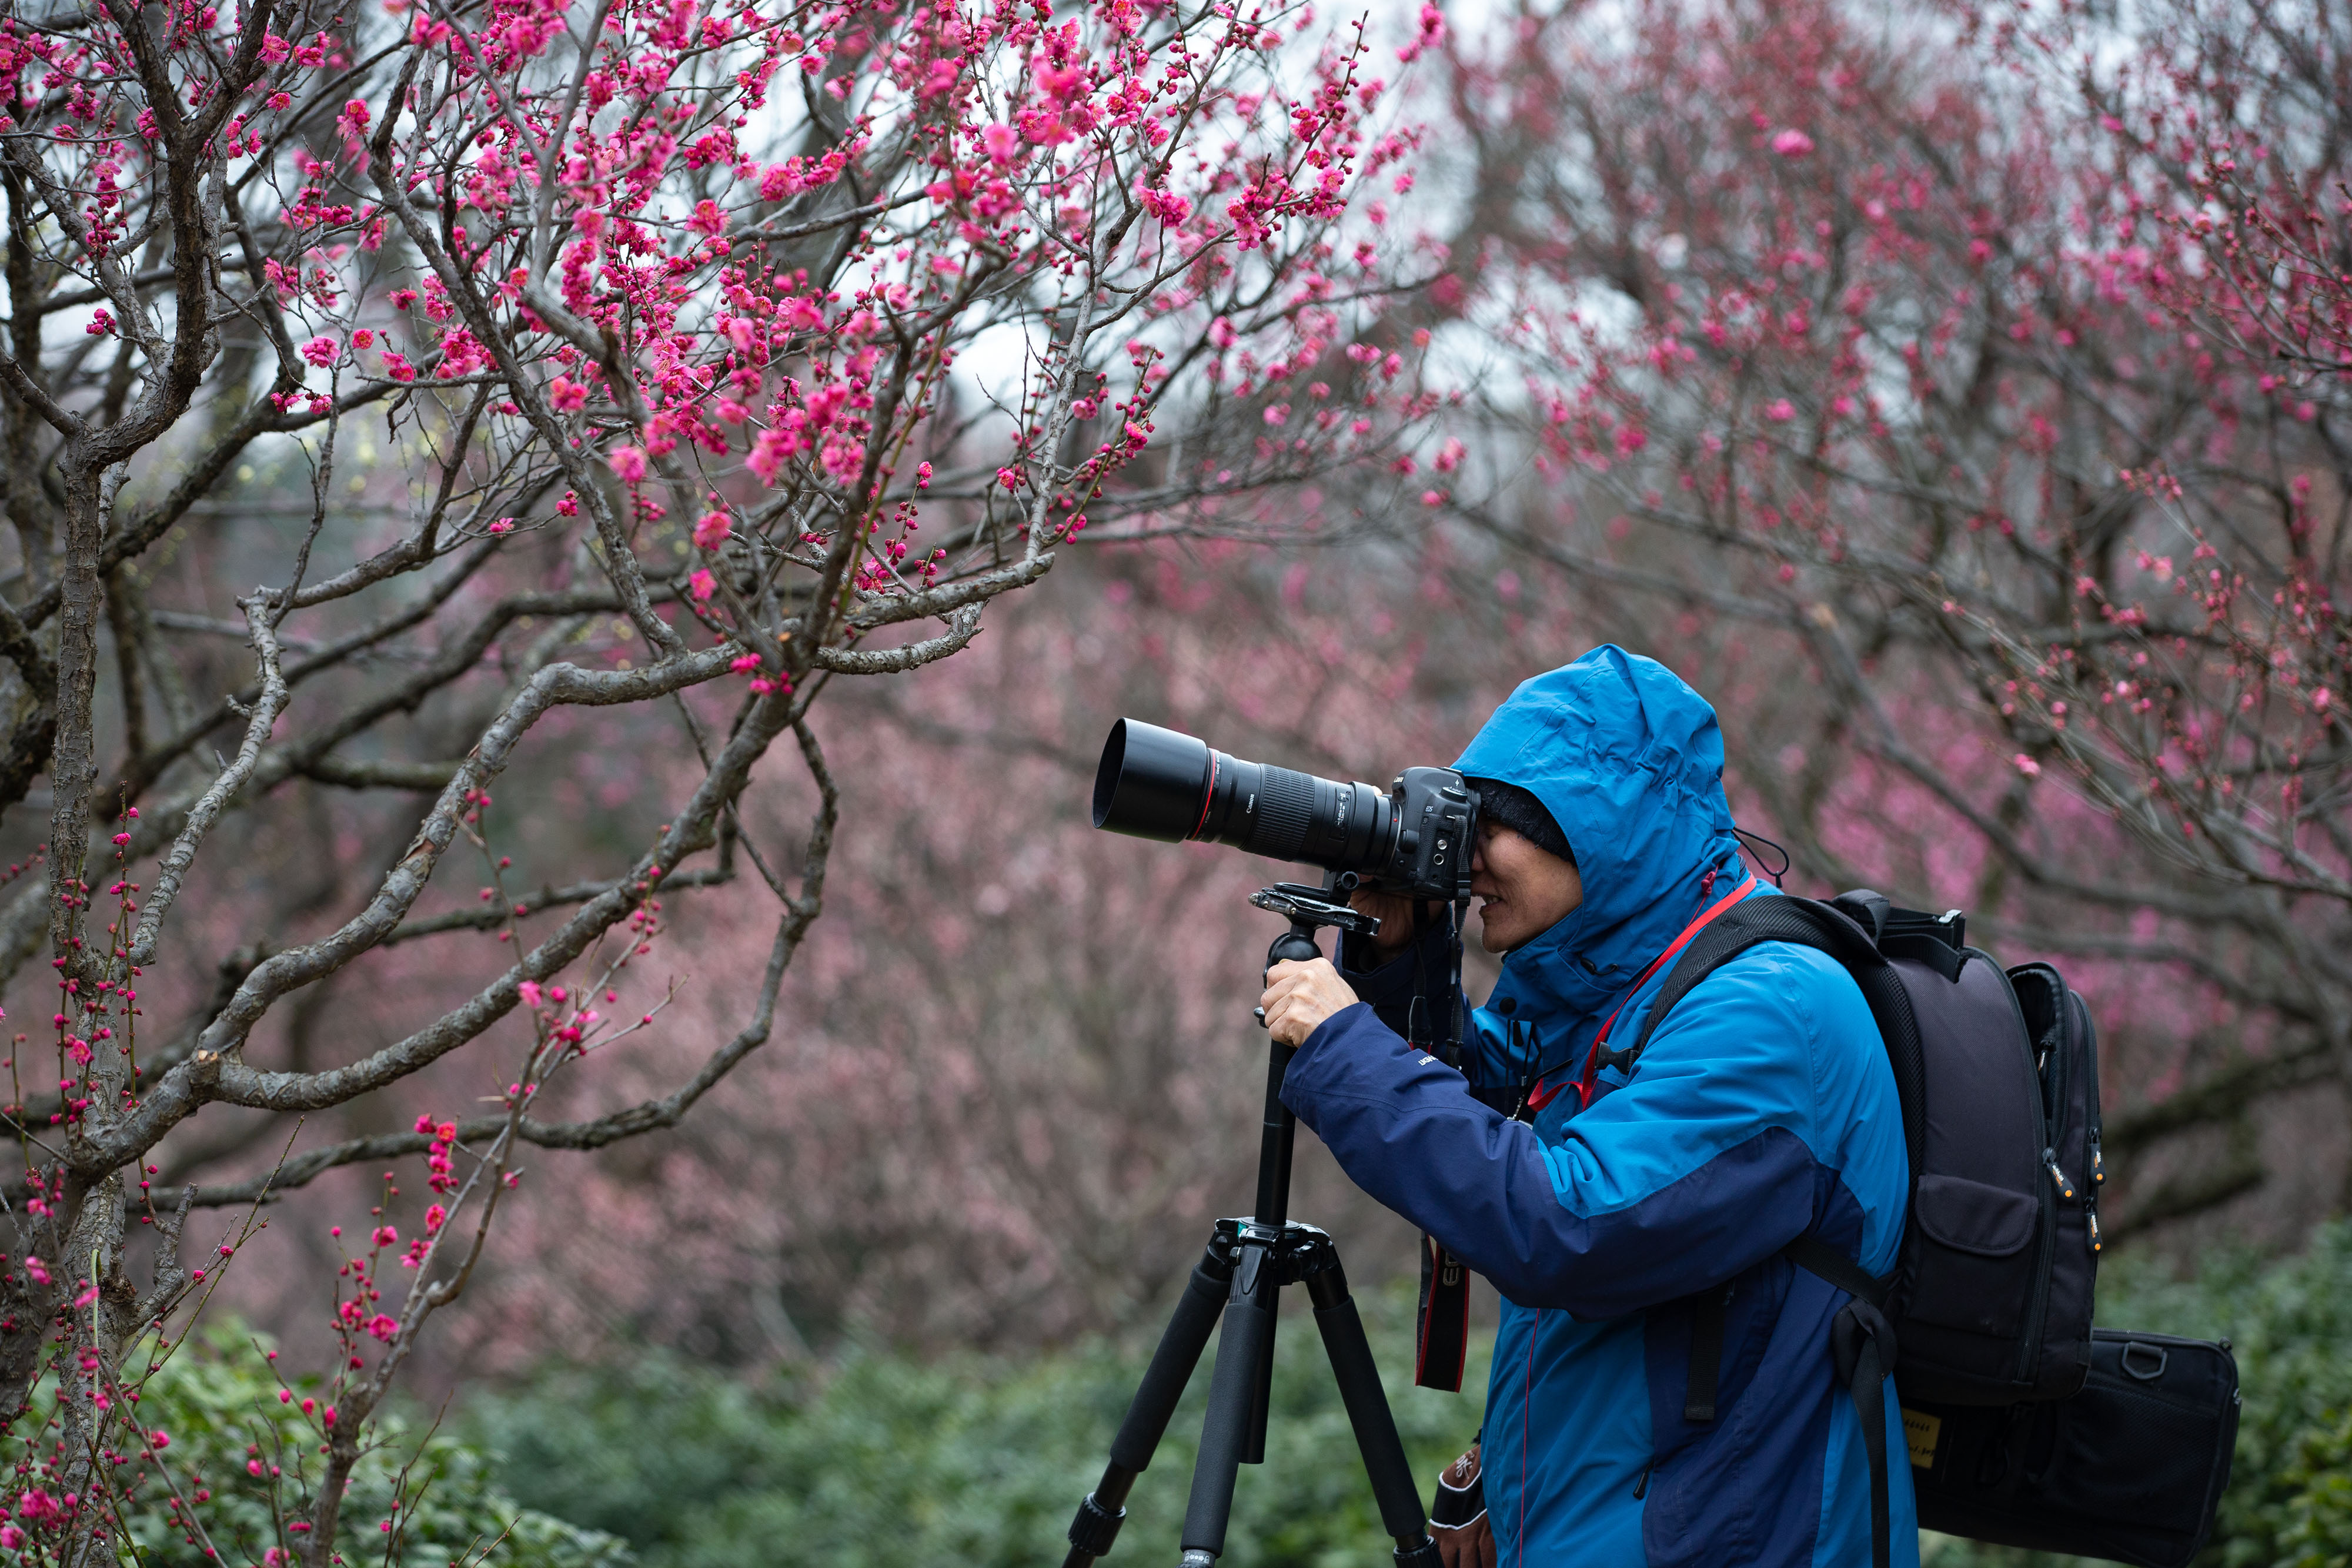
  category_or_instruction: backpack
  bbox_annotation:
[1625,890,2104,1568]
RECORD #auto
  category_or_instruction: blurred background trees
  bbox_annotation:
[1402,0,2352,1258]
[2,0,2348,1560]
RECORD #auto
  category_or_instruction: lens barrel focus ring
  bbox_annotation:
[1251,767,1315,860]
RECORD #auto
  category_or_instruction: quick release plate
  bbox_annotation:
[1251,882,1379,936]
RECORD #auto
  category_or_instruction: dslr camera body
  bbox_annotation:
[1092,718,1480,903]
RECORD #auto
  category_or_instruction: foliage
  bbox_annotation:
[462,1283,1488,1568]
[453,1231,2352,1568]
[0,1326,627,1566]
[2277,1409,2352,1568]
[452,1353,783,1560]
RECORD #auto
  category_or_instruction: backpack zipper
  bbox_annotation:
[2080,987,2106,1258]
[1989,955,2056,1388]
[2047,1143,2094,1265]
[2086,1121,2104,1253]
[2016,962,2103,1266]
[2037,972,2102,1256]
[2044,1149,2074,1201]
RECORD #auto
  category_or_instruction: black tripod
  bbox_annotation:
[1061,884,1444,1568]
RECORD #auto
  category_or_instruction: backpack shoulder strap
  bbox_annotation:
[1783,1232,1892,1308]
[1622,894,1927,1194]
[1628,895,1919,1568]
[1635,891,1920,1568]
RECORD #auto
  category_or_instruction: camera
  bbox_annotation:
[1091,718,1479,902]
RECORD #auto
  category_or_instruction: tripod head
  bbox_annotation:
[1251,881,1379,967]
[1248,881,1463,1062]
[1252,882,1378,1036]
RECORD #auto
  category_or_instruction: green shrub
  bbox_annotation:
[453,1355,788,1560]
[463,1286,1487,1568]
[2277,1407,2352,1568]
[466,1223,2352,1568]
[12,1327,629,1567]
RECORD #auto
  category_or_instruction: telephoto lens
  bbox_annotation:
[1092,718,1399,873]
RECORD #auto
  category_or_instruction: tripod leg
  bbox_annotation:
[1305,1252,1444,1568]
[1178,1235,1281,1566]
[1063,1241,1237,1568]
[1244,1293,1276,1466]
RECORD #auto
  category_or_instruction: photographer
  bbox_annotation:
[1257,647,1916,1568]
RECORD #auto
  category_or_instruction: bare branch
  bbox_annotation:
[290,755,462,791]
[195,721,837,1206]
[127,597,289,966]
[811,603,984,674]
[377,864,733,945]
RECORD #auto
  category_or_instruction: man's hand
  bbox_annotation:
[1349,889,1440,964]
[1259,958,1360,1047]
[1430,1445,1494,1568]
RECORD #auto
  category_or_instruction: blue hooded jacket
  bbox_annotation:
[1279,647,1916,1568]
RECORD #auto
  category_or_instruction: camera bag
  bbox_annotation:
[1904,1329,2241,1568]
[1623,890,2109,1568]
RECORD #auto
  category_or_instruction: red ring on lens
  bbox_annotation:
[1190,751,1220,840]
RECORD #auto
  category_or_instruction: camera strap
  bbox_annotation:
[1414,899,1479,1391]
[1415,1231,1472,1390]
[1523,873,1758,1117]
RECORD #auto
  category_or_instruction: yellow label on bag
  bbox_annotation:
[1901,1409,1942,1470]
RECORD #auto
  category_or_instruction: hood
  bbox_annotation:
[1455,646,1745,1046]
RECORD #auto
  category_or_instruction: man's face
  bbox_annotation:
[1469,818,1584,954]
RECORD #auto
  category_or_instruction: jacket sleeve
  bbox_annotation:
[1281,947,1847,1319]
